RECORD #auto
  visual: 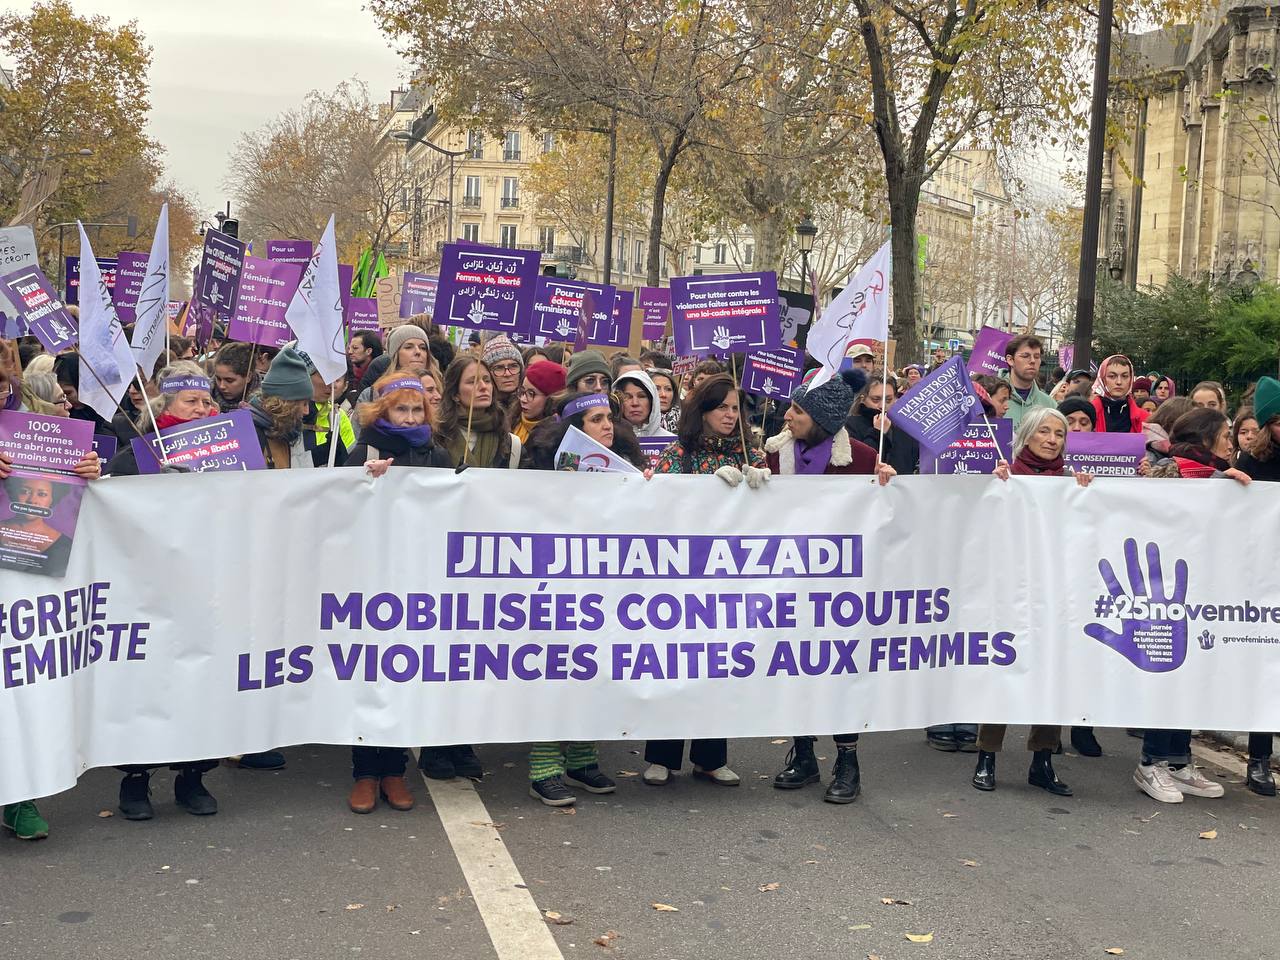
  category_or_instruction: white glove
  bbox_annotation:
[715,465,744,487]
[743,465,771,489]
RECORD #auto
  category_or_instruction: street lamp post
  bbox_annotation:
[391,130,466,250]
[795,216,817,294]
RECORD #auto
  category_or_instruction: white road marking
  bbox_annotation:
[414,754,565,960]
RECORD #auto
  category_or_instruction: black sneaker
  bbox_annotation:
[235,750,286,770]
[565,766,617,794]
[119,772,154,821]
[417,747,455,780]
[174,771,219,816]
[530,776,576,806]
[450,745,484,780]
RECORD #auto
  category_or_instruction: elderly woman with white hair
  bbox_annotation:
[971,406,1092,797]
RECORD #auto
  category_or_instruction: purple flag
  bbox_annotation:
[339,263,354,319]
[1064,432,1145,477]
[966,325,1012,377]
[266,239,313,266]
[131,409,266,474]
[890,356,985,455]
[533,277,618,345]
[639,286,670,340]
[63,256,117,306]
[196,228,246,317]
[112,251,149,324]
[346,297,380,334]
[434,242,541,336]
[920,419,1012,474]
[2,266,78,353]
[670,272,781,357]
[742,346,803,401]
[399,272,439,319]
[226,254,303,348]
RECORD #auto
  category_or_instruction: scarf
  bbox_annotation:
[444,406,507,467]
[1091,355,1134,397]
[155,412,194,430]
[513,414,543,444]
[794,435,834,475]
[1012,445,1065,476]
[1169,443,1228,478]
[374,418,432,449]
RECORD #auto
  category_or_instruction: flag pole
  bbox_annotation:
[730,353,751,463]
[462,362,478,468]
[326,382,339,468]
[876,352,890,466]
[981,414,1006,463]
[134,370,172,466]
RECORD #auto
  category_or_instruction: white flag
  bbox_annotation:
[284,215,346,385]
[131,202,169,377]
[76,224,136,423]
[553,425,641,474]
[805,239,891,388]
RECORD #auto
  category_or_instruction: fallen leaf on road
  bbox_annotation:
[960,859,980,867]
[469,820,505,830]
[560,807,577,816]
[869,955,884,960]
[758,882,781,892]
[385,904,399,913]
[848,923,872,930]
[1199,829,1218,840]
[880,898,911,906]
[97,810,113,818]
[805,859,818,865]
[1104,949,1124,956]
[941,812,959,818]
[544,911,574,925]
[770,738,788,744]
[409,930,420,936]
[594,930,620,947]
[345,903,364,911]
[905,932,934,943]
[615,770,639,777]
[651,903,680,912]
[1138,812,1161,823]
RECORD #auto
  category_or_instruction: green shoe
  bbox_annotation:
[3,801,49,840]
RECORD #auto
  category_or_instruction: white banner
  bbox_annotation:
[2,470,1279,804]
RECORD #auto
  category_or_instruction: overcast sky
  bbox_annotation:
[12,0,409,214]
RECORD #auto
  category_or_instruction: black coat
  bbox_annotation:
[846,407,919,475]
[1237,450,1280,482]
[344,423,454,470]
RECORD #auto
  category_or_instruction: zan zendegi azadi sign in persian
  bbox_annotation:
[3,470,1280,803]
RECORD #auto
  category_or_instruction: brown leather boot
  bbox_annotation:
[380,775,415,811]
[348,777,378,814]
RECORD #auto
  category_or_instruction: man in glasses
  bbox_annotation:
[565,349,613,395]
[1001,334,1056,427]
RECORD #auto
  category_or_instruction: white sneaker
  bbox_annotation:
[642,763,670,785]
[1167,764,1226,798]
[693,765,740,786]
[1134,762,1184,803]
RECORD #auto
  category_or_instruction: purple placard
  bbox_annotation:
[131,409,266,474]
[639,286,670,340]
[92,433,117,462]
[637,433,676,469]
[966,325,1011,377]
[609,289,636,349]
[1058,343,1075,371]
[0,410,92,577]
[112,251,149,325]
[339,263,353,318]
[742,346,803,401]
[266,239,313,266]
[532,277,618,344]
[890,356,984,455]
[920,419,1012,474]
[347,297,380,334]
[2,266,78,353]
[670,272,781,356]
[63,256,117,306]
[225,254,302,348]
[0,312,25,338]
[1064,431,1145,477]
[196,228,246,317]
[400,272,439,319]
[435,243,541,335]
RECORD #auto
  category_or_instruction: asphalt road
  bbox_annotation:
[3,729,1276,960]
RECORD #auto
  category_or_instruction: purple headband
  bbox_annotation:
[160,374,211,394]
[560,393,610,420]
[378,376,426,396]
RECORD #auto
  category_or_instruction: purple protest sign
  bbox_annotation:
[435,243,541,336]
[339,263,353,318]
[2,266,78,353]
[1064,432,1145,477]
[742,346,803,401]
[639,286,670,340]
[196,228,246,317]
[226,255,302,348]
[131,409,266,474]
[400,272,439,319]
[0,410,92,577]
[966,325,1011,377]
[609,289,636,349]
[890,356,984,455]
[637,433,676,469]
[92,433,117,463]
[63,256,117,306]
[531,277,619,345]
[346,297,380,334]
[0,312,25,338]
[920,419,1012,474]
[1058,343,1075,371]
[112,251,149,325]
[266,239,313,266]
[670,272,780,356]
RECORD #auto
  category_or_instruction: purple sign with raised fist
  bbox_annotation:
[742,346,803,401]
[920,419,1012,474]
[966,325,1011,377]
[532,277,617,344]
[890,356,984,455]
[226,255,302,348]
[1064,432,1145,477]
[2,266,78,353]
[400,272,439,319]
[435,242,541,336]
[112,251,149,324]
[639,286,670,340]
[266,239,313,266]
[196,228,246,317]
[671,272,780,357]
[131,409,266,474]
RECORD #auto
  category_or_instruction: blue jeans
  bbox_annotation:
[1141,729,1191,766]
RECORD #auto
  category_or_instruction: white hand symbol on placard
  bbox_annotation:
[711,325,732,350]
[761,376,776,395]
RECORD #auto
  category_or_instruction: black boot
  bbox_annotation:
[450,745,484,780]
[972,751,996,791]
[119,771,154,820]
[1247,759,1277,797]
[174,770,218,815]
[773,737,819,790]
[823,746,861,804]
[1028,750,1072,796]
[417,747,455,780]
[1071,726,1102,757]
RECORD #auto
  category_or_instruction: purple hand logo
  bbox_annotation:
[1198,629,1215,650]
[1085,539,1189,673]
